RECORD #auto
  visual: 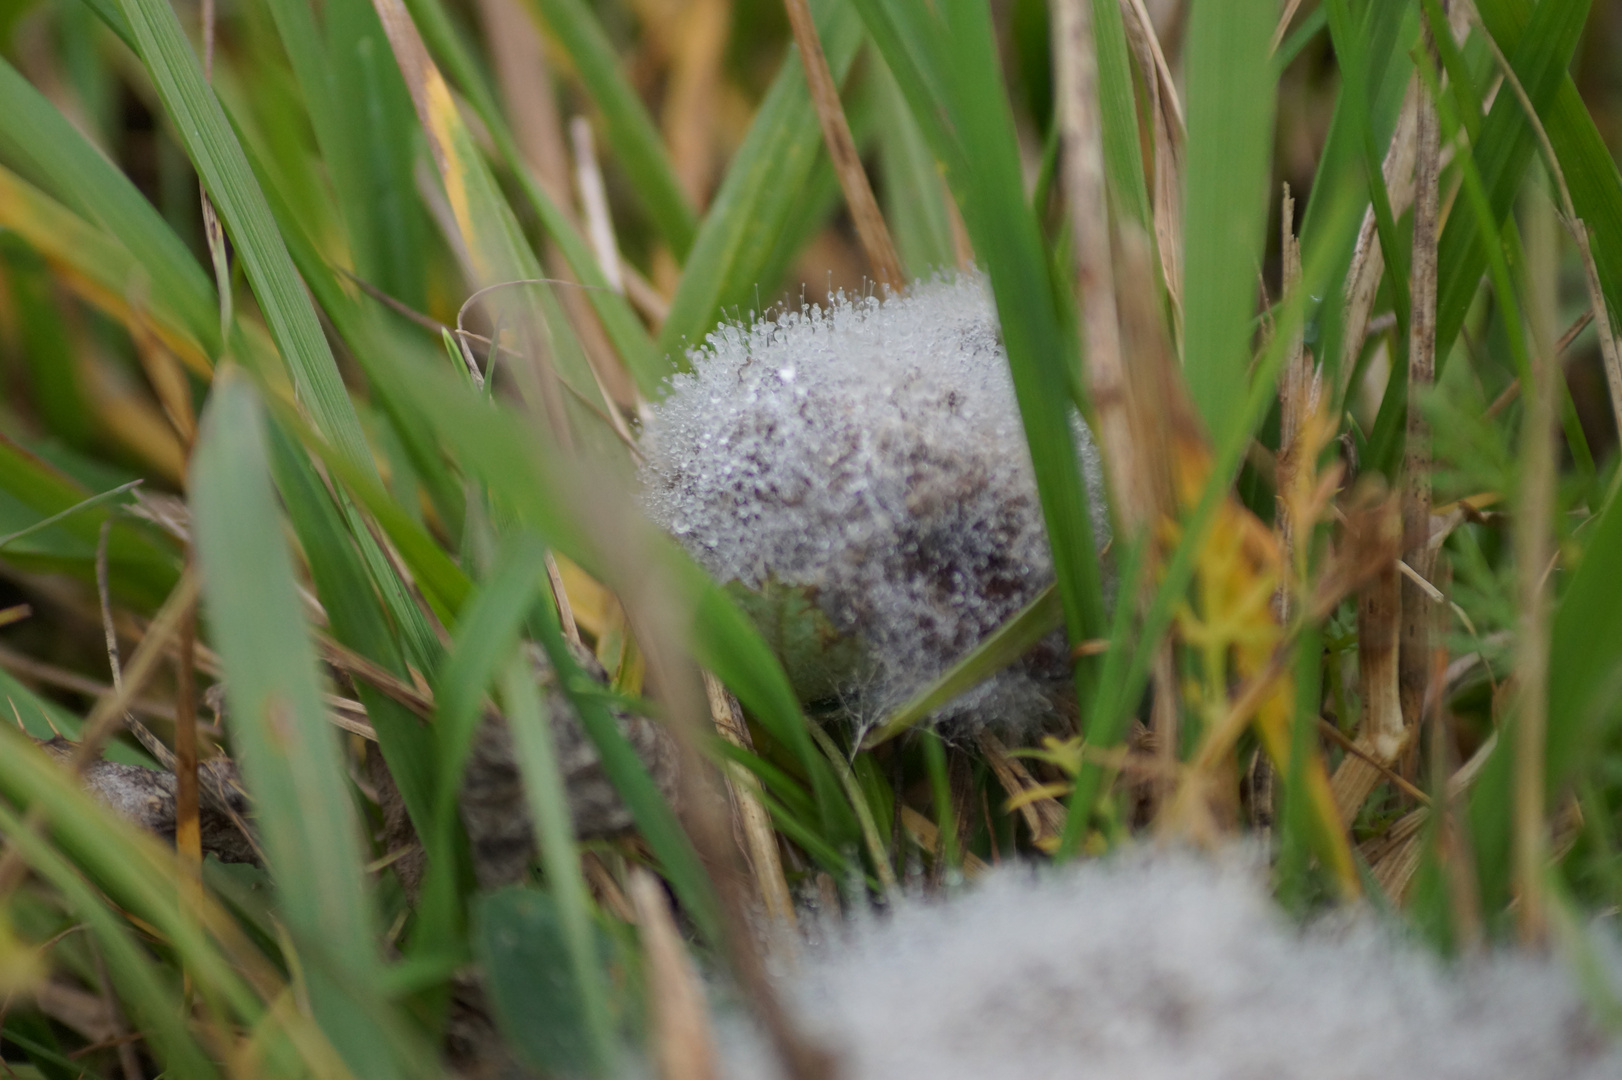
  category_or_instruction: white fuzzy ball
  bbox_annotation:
[720,851,1622,1080]
[641,276,1107,734]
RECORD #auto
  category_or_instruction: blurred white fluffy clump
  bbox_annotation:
[721,850,1622,1080]
[641,275,1106,733]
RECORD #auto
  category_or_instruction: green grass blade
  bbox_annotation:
[417,536,552,957]
[863,585,1063,748]
[371,0,622,451]
[872,61,952,278]
[190,369,406,1079]
[1058,184,1366,858]
[266,424,442,852]
[499,652,617,1076]
[936,0,1107,655]
[657,0,862,358]
[327,0,434,309]
[0,796,226,1080]
[384,0,666,389]
[115,0,377,474]
[528,582,723,945]
[525,0,697,257]
[1088,0,1150,229]
[0,58,218,355]
[0,433,178,610]
[334,349,856,842]
[1180,0,1276,436]
[1365,0,1592,473]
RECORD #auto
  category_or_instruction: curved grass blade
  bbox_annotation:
[863,585,1063,748]
[0,58,218,358]
[191,369,407,1080]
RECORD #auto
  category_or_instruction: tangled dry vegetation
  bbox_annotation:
[0,0,1619,1078]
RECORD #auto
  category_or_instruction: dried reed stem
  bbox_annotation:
[1276,183,1310,611]
[1054,0,1139,527]
[570,117,626,293]
[1400,21,1441,741]
[630,869,722,1080]
[702,671,798,938]
[782,0,904,289]
[1339,78,1420,393]
[1513,188,1559,946]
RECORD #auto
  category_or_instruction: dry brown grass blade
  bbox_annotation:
[173,563,202,906]
[899,806,990,878]
[475,0,571,203]
[977,732,1066,851]
[1399,21,1441,759]
[571,118,626,295]
[1055,9,1186,820]
[1054,0,1135,525]
[701,671,797,938]
[1276,183,1312,610]
[0,565,200,897]
[1333,556,1403,824]
[782,0,903,289]
[629,867,721,1080]
[1119,0,1184,327]
[1269,0,1308,54]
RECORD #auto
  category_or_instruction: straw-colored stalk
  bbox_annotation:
[782,0,903,289]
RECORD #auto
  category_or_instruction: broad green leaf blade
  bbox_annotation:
[941,0,1108,646]
[266,424,442,851]
[416,535,553,958]
[327,0,434,309]
[472,887,613,1076]
[1180,0,1276,437]
[190,370,407,1079]
[526,0,698,257]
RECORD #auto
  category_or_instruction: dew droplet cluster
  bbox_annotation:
[641,276,1107,733]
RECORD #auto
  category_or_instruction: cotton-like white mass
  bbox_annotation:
[641,276,1107,733]
[720,851,1622,1080]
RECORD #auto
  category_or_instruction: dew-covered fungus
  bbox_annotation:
[641,276,1108,736]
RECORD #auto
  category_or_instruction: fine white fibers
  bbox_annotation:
[727,851,1622,1080]
[641,276,1107,733]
